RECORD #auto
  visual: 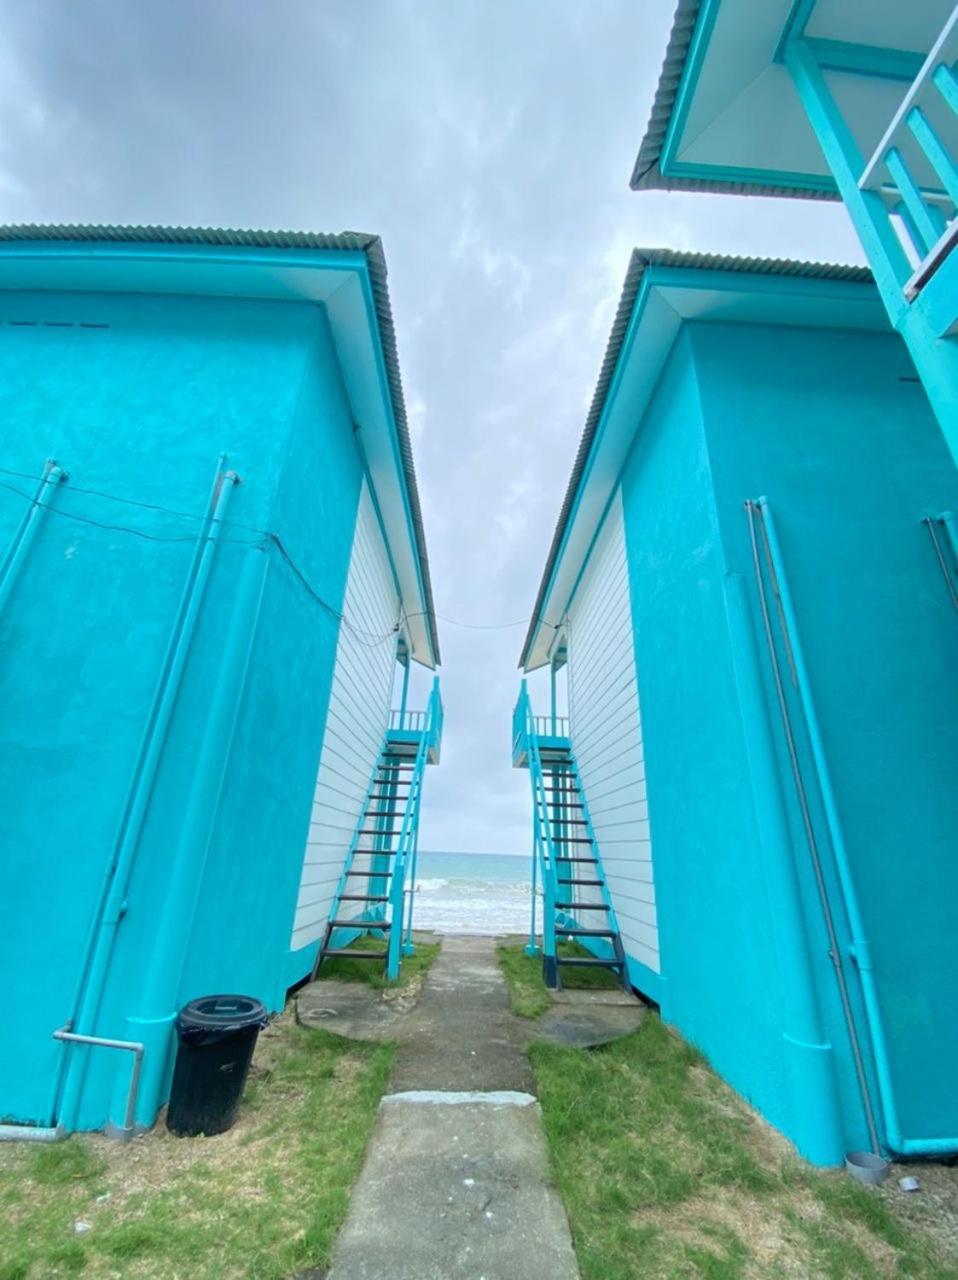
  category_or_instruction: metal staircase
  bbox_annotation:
[513,680,627,989]
[313,677,442,983]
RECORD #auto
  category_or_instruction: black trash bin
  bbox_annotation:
[166,994,269,1137]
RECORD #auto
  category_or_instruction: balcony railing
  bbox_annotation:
[389,708,427,732]
[387,677,443,763]
[859,6,958,297]
[532,713,569,738]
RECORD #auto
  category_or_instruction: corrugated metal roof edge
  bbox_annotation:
[519,248,874,669]
[0,222,440,665]
[629,0,839,202]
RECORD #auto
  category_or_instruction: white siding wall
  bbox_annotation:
[290,479,399,950]
[566,487,660,973]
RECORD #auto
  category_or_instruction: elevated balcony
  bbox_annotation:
[386,675,443,764]
[512,683,569,768]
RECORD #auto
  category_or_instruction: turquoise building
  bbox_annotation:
[0,226,441,1138]
[633,0,958,474]
[514,250,958,1165]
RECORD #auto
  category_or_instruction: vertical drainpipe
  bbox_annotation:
[550,661,557,735]
[121,543,270,1129]
[723,573,843,1166]
[755,498,958,1158]
[0,459,66,614]
[55,461,238,1135]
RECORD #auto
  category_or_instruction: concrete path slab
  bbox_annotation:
[296,979,416,1042]
[390,935,534,1093]
[326,1095,578,1280]
[326,935,579,1280]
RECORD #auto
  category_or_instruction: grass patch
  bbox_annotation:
[497,941,621,1019]
[530,1014,958,1280]
[316,934,440,990]
[0,1011,392,1279]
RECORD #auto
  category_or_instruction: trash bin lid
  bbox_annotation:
[178,994,269,1034]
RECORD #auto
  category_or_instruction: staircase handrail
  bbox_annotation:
[516,680,559,963]
[387,679,440,978]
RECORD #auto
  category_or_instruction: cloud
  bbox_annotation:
[0,0,863,853]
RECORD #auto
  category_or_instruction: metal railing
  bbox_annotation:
[513,681,560,966]
[859,6,958,296]
[389,676,443,977]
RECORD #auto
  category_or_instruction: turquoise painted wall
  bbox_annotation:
[619,329,804,1155]
[619,317,958,1163]
[694,320,958,1154]
[0,291,361,1131]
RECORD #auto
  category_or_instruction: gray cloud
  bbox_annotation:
[0,0,864,852]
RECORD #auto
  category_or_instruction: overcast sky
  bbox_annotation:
[0,0,866,854]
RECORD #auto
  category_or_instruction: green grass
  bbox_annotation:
[0,1013,393,1279]
[496,941,622,1018]
[316,934,440,989]
[530,1015,958,1280]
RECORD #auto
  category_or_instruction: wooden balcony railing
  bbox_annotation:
[859,6,958,298]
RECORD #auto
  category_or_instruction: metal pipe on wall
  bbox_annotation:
[723,570,843,1164]
[125,542,269,1127]
[749,496,958,1158]
[0,459,66,615]
[54,459,239,1135]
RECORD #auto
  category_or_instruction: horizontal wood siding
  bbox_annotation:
[290,480,399,949]
[567,487,660,973]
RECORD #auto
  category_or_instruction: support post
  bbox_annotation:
[398,653,410,730]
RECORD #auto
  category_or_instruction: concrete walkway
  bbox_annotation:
[326,936,580,1280]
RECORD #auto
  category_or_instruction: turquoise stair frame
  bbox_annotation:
[316,677,442,983]
[553,753,626,973]
[513,679,625,988]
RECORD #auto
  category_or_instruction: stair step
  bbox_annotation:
[340,893,389,902]
[358,829,401,838]
[557,878,604,886]
[365,809,406,817]
[547,802,583,810]
[556,927,617,937]
[369,791,410,801]
[554,836,593,844]
[378,763,414,770]
[328,918,390,929]
[322,948,385,960]
[555,856,598,863]
[347,870,394,878]
[556,900,609,910]
[557,956,624,969]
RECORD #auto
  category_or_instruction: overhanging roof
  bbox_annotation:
[631,0,950,199]
[0,224,439,667]
[519,249,880,671]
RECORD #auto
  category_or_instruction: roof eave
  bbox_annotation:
[520,249,876,672]
[629,0,839,202]
[0,223,440,666]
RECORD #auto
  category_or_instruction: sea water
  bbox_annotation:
[412,851,532,935]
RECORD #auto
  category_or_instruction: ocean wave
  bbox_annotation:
[416,877,531,895]
[415,876,450,891]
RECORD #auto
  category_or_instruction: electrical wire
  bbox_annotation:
[0,478,262,547]
[0,473,400,645]
[1,463,552,643]
[0,463,268,536]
